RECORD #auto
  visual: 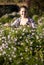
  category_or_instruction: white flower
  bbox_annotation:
[18,42,20,45]
[25,47,28,52]
[14,47,16,51]
[39,45,41,48]
[5,45,8,48]
[25,39,28,43]
[36,45,39,48]
[15,30,18,33]
[21,43,24,45]
[8,48,11,50]
[14,38,17,42]
[30,47,33,50]
[12,30,14,32]
[23,28,26,32]
[13,55,16,58]
[20,36,22,39]
[8,35,10,39]
[0,46,3,51]
[2,51,6,55]
[2,43,5,48]
[32,33,35,35]
[20,53,23,56]
[2,37,6,40]
[12,52,15,55]
[9,57,12,61]
[11,46,14,49]
[30,41,33,45]
[22,33,25,36]
[21,57,23,59]
[36,35,39,39]
[8,55,10,57]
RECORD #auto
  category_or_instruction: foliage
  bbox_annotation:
[0,13,20,24]
[32,15,39,24]
[0,15,13,24]
[0,23,44,65]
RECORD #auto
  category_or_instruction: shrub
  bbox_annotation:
[38,16,44,25]
[0,24,44,65]
[0,13,20,24]
[0,14,13,24]
[32,15,39,24]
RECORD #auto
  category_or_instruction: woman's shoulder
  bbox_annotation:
[15,17,21,22]
[28,17,34,23]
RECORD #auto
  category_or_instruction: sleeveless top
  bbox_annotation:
[11,17,35,28]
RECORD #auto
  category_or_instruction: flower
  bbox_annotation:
[2,51,6,55]
[20,53,23,56]
[21,43,24,46]
[9,57,12,61]
[13,55,16,58]
[14,47,17,51]
[22,33,25,36]
[12,51,15,55]
[8,35,10,39]
[19,36,22,39]
[35,64,38,65]
[36,35,39,39]
[14,38,17,42]
[2,37,6,40]
[23,28,26,32]
[25,39,28,43]
[2,43,5,48]
[21,57,23,59]
[25,47,28,52]
[15,30,18,33]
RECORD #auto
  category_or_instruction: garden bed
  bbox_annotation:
[0,25,44,65]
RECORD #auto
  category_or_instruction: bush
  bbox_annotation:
[0,13,20,24]
[0,24,44,65]
[0,14,13,24]
[38,16,44,25]
[32,15,39,24]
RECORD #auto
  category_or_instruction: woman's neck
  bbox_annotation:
[21,16,28,19]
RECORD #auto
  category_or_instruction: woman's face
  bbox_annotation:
[20,8,27,18]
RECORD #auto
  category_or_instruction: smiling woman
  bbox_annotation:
[11,5,35,28]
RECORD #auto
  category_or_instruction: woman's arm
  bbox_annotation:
[11,18,20,27]
[28,18,35,28]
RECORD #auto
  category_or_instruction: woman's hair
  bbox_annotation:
[20,5,28,11]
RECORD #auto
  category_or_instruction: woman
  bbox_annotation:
[4,6,35,28]
[11,6,35,28]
